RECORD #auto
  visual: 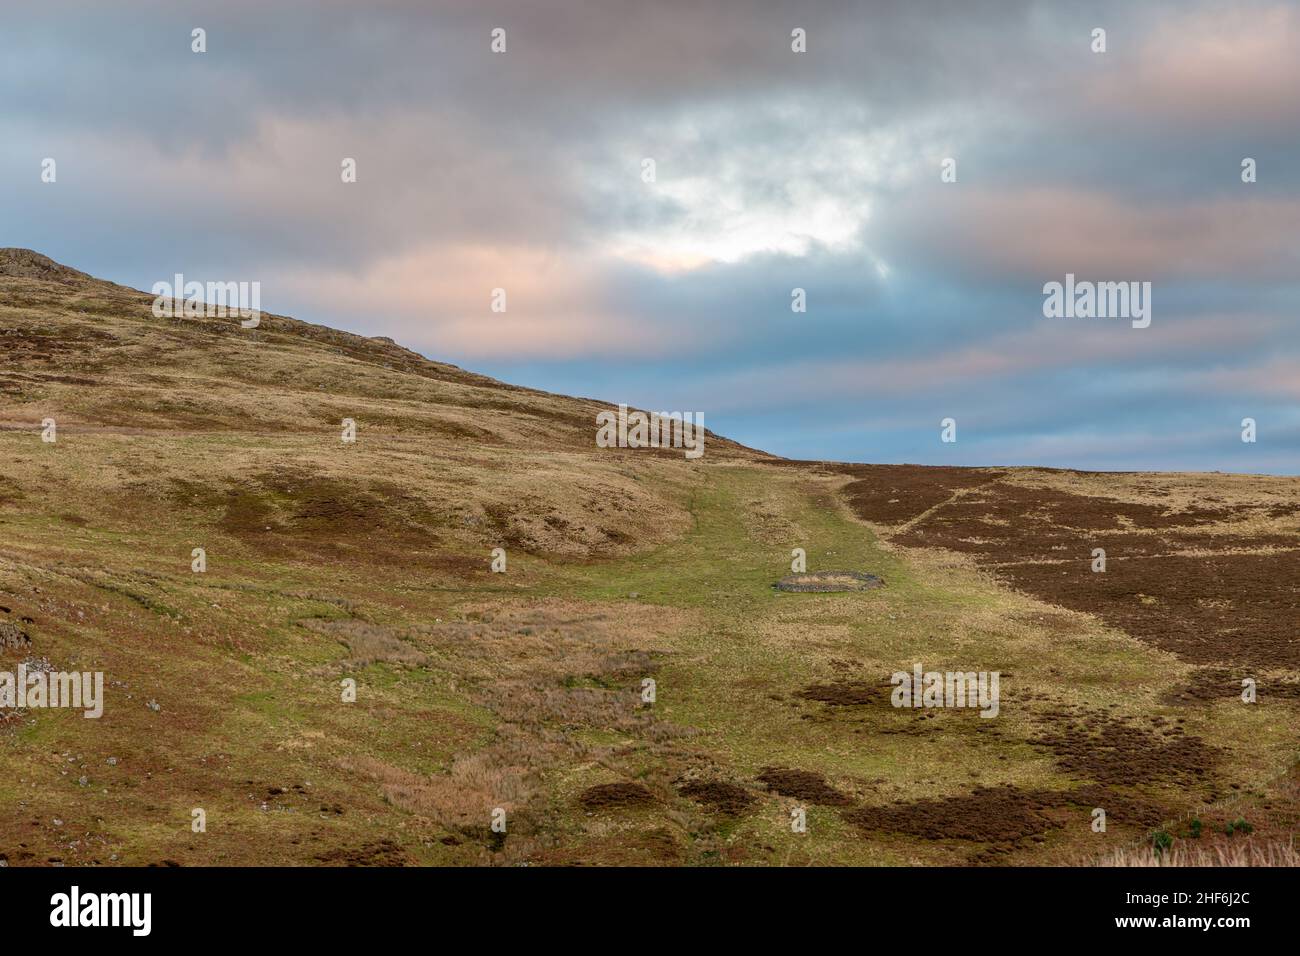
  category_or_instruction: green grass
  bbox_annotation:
[4,454,1296,866]
[502,464,1291,864]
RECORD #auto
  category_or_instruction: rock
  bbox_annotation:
[0,620,30,649]
[774,571,885,593]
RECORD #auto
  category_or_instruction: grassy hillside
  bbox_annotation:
[2,250,1295,866]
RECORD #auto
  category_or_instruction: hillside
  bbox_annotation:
[1,251,1296,866]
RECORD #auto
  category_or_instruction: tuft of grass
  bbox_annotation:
[1151,829,1174,855]
[1098,839,1297,867]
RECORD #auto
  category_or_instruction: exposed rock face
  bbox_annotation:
[0,248,90,281]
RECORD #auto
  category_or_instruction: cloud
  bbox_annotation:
[881,188,1300,282]
[1186,355,1300,400]
[1087,4,1300,131]
[2,0,1298,471]
[679,313,1287,413]
[278,242,674,360]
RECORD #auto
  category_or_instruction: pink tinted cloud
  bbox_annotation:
[277,242,675,361]
[1088,5,1300,127]
[894,188,1300,281]
[1188,356,1300,399]
[695,313,1284,411]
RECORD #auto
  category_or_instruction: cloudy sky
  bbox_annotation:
[4,0,1298,471]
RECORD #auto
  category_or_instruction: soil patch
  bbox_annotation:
[1030,713,1218,788]
[834,465,1300,668]
[1162,668,1300,704]
[756,767,853,806]
[845,785,1060,843]
[836,464,1004,524]
[314,840,411,866]
[678,780,757,816]
[579,781,656,811]
[845,783,1168,845]
[797,680,892,706]
[998,551,1300,668]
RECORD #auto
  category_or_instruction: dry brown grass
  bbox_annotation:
[341,738,547,831]
[5,250,1299,868]
[0,249,762,570]
[298,618,429,667]
[1096,840,1299,866]
[330,598,700,862]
